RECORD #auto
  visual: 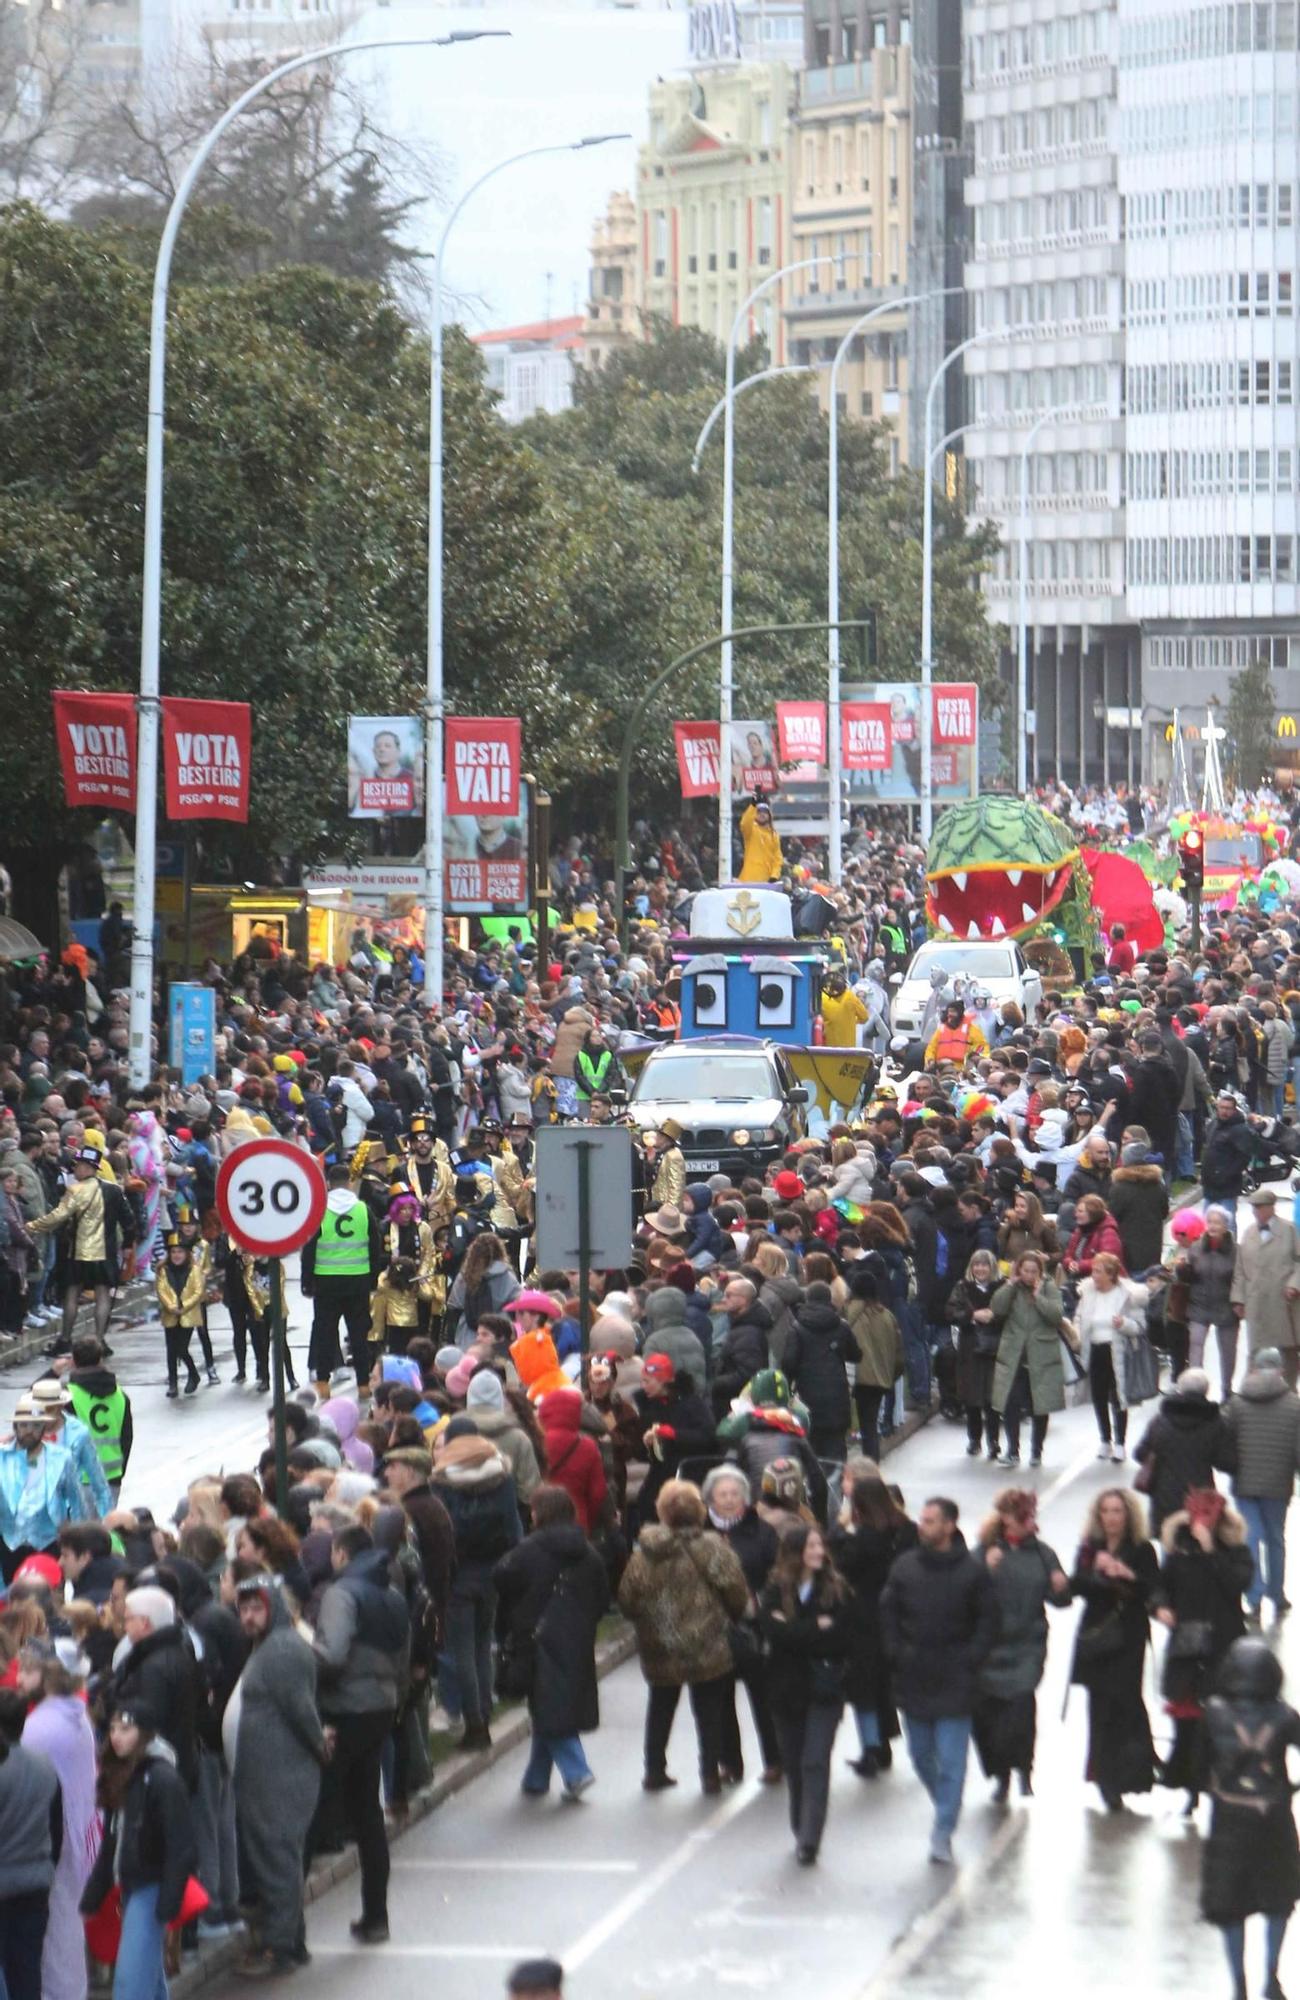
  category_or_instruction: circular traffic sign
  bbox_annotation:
[215,1138,327,1257]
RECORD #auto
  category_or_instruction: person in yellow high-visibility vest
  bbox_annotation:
[738,796,783,882]
[924,1000,989,1070]
[820,969,870,1046]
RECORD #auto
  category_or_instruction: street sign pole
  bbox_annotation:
[1191,886,1202,955]
[270,1259,288,1507]
[575,1138,593,1365]
[215,1139,326,1508]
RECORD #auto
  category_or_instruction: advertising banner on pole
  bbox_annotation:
[842,701,893,771]
[776,701,827,766]
[932,683,978,745]
[445,783,530,914]
[840,683,980,802]
[728,719,781,796]
[168,982,216,1085]
[52,692,137,810]
[162,698,250,821]
[673,721,721,798]
[348,717,422,818]
[444,716,521,817]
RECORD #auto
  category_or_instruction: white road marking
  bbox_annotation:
[562,1783,758,1970]
[851,1807,1028,1999]
[391,1858,637,1873]
[310,1944,546,1958]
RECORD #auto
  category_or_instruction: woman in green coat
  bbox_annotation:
[991,1252,1067,1471]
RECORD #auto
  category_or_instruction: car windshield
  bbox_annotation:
[1205,833,1262,869]
[908,946,1014,979]
[635,1054,775,1100]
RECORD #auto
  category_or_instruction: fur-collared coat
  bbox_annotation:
[618,1523,748,1686]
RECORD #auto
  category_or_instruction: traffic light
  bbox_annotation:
[1178,826,1205,893]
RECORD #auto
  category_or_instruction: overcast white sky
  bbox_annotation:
[351,5,691,330]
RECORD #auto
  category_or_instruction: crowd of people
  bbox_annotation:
[0,782,1299,1997]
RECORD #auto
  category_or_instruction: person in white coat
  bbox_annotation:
[1075,1253,1147,1462]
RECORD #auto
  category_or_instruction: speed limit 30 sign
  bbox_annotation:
[215,1138,327,1257]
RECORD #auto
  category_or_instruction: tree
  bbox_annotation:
[0,0,102,205]
[525,322,1001,804]
[1226,658,1277,790]
[0,204,568,924]
[69,49,437,297]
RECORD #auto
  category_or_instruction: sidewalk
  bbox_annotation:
[0,1275,156,1378]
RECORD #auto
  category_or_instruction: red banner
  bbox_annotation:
[445,857,528,908]
[445,716,521,816]
[932,683,977,744]
[673,722,721,798]
[162,698,251,822]
[52,692,137,810]
[776,701,826,766]
[842,702,892,772]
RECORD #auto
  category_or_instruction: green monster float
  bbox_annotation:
[924,796,1101,962]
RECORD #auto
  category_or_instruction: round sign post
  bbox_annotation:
[215,1141,326,1504]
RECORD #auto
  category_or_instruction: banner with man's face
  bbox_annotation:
[348,717,422,818]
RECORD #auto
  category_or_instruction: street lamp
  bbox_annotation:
[718,254,836,883]
[424,131,628,1014]
[690,363,822,474]
[1015,404,1079,794]
[126,29,499,1088]
[919,321,1033,841]
[826,285,959,880]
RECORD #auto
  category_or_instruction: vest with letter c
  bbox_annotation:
[314,1200,371,1279]
[66,1381,127,1484]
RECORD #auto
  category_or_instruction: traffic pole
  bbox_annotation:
[270,1257,288,1508]
[575,1137,593,1369]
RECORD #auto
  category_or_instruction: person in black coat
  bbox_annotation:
[150,1556,248,1926]
[81,1699,197,1992]
[710,1282,774,1417]
[1201,1638,1300,2000]
[632,1356,718,1529]
[783,1284,855,1461]
[494,1486,609,1801]
[880,1497,997,1863]
[104,1587,202,1793]
[947,1251,1004,1462]
[830,1475,916,1777]
[1153,1493,1253,1812]
[1069,1487,1158,1811]
[701,1466,781,1783]
[1132,1372,1230,1533]
[1200,1093,1261,1206]
[758,1522,855,1865]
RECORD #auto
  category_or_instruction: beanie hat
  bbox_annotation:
[446,1355,479,1400]
[124,1586,176,1632]
[466,1370,505,1412]
[435,1345,463,1375]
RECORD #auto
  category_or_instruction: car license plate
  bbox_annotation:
[691,1158,721,1172]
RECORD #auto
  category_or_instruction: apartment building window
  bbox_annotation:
[832,134,844,191]
[808,237,822,292]
[757,198,773,265]
[861,227,873,285]
[803,137,816,195]
[861,390,874,415]
[758,97,771,146]
[835,234,849,288]
[888,226,900,282]
[653,211,668,277]
[687,209,698,277]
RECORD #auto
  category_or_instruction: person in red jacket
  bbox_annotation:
[1063,1194,1127,1281]
[536,1389,608,1533]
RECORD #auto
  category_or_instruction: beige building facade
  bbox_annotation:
[785,1,914,469]
[636,57,798,358]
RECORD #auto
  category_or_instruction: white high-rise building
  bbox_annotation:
[961,0,1300,785]
[1119,0,1300,742]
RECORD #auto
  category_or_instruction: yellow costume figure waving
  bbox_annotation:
[738,798,783,882]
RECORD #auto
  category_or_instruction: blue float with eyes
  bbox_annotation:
[675,886,825,1047]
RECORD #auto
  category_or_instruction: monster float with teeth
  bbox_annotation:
[924,797,1100,955]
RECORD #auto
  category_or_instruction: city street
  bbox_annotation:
[3,1228,1286,2000]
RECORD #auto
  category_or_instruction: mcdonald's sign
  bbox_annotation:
[1278,716,1297,737]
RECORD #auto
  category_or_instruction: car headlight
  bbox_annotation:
[731,1128,751,1145]
[754,1126,779,1143]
